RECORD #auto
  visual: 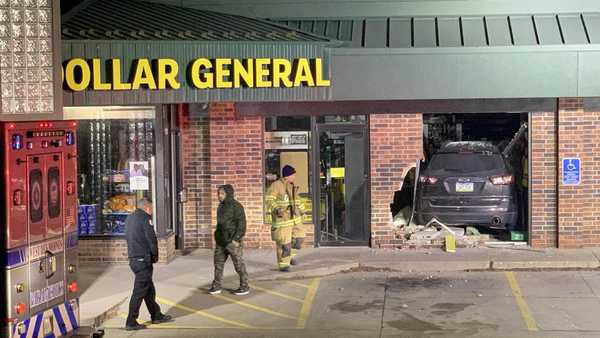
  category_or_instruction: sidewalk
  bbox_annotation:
[78,246,600,328]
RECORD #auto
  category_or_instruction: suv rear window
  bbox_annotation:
[428,153,505,173]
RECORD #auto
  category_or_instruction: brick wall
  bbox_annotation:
[370,114,423,248]
[79,238,128,263]
[79,234,176,264]
[208,103,272,248]
[181,109,212,250]
[530,112,558,248]
[557,98,600,248]
[158,233,177,263]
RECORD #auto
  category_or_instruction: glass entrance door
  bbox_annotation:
[315,125,369,245]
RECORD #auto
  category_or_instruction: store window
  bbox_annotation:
[264,116,313,225]
[65,107,156,237]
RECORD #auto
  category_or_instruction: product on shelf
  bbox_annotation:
[78,204,98,235]
[104,194,137,213]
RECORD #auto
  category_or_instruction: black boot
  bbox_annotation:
[125,321,146,331]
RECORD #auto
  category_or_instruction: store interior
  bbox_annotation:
[76,118,155,237]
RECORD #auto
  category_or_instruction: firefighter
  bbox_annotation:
[208,184,249,296]
[124,198,172,330]
[266,165,305,272]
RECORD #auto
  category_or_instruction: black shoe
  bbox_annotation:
[151,314,173,324]
[125,322,146,331]
[290,258,298,265]
[208,286,222,295]
[279,266,290,272]
[232,287,250,296]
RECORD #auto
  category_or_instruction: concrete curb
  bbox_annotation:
[252,260,600,279]
[253,263,360,281]
[88,296,128,329]
[490,260,600,270]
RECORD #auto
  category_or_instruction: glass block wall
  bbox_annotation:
[0,0,54,115]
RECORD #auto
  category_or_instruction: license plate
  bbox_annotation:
[456,182,474,192]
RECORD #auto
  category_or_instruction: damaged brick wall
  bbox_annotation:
[557,98,600,248]
[208,103,273,248]
[370,114,423,248]
[530,111,558,248]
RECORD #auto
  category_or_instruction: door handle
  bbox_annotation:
[45,250,56,279]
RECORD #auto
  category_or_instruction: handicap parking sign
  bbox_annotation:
[562,158,581,185]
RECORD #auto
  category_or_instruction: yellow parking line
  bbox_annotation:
[250,284,304,303]
[505,272,539,331]
[286,281,310,289]
[213,293,297,320]
[296,278,321,329]
[156,296,255,328]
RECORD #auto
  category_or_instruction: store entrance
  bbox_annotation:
[315,124,369,246]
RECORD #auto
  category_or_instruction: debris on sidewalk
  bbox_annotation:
[466,226,480,236]
[445,234,456,253]
[396,216,492,249]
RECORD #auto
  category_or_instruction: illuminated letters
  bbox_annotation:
[190,58,214,89]
[62,57,331,91]
[64,58,90,92]
[156,58,181,90]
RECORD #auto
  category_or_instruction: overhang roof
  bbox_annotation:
[61,0,332,42]
[146,0,600,20]
[273,14,600,48]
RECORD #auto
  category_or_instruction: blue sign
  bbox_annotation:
[562,158,581,185]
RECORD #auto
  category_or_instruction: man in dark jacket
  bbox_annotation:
[125,198,172,330]
[208,185,249,296]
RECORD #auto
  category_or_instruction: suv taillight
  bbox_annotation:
[490,175,513,185]
[419,176,439,184]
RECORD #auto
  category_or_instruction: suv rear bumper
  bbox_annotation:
[414,210,518,228]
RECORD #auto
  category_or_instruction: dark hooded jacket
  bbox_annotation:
[215,185,247,246]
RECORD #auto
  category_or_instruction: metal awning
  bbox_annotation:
[273,14,600,48]
[271,15,600,101]
[63,0,332,42]
[62,0,600,107]
[61,0,335,106]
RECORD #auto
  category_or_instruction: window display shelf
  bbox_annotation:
[103,212,132,216]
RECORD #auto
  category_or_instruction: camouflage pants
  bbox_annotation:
[212,242,248,289]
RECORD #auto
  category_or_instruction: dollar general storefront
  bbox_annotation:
[63,0,600,263]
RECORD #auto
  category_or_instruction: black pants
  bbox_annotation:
[212,242,248,289]
[126,260,162,325]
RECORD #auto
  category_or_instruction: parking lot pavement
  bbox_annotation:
[100,271,600,337]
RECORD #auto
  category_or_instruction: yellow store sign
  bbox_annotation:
[62,58,330,91]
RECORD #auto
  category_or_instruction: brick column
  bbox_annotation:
[530,112,558,248]
[557,98,600,248]
[209,103,271,248]
[370,114,423,248]
[181,109,212,249]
